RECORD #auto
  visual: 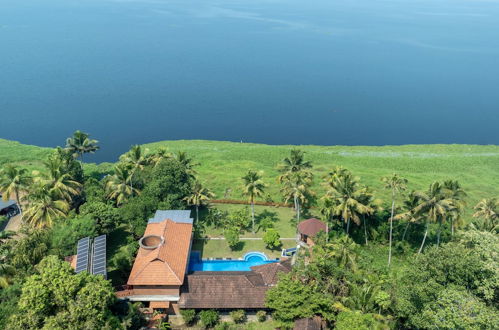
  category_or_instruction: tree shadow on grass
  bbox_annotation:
[230,241,245,252]
[255,210,279,233]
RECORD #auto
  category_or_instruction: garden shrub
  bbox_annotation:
[180,309,196,325]
[230,309,246,323]
[263,228,281,249]
[199,309,219,328]
[256,310,267,322]
[224,227,240,250]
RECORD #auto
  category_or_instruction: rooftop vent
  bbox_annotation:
[139,235,164,250]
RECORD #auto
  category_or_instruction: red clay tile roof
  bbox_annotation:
[251,259,292,286]
[127,218,193,286]
[179,260,292,309]
[297,218,327,237]
[179,271,269,309]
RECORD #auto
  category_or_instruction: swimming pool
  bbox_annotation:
[189,251,278,272]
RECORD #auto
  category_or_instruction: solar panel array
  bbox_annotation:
[75,237,90,274]
[91,235,107,279]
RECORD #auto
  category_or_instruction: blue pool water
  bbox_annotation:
[189,251,278,272]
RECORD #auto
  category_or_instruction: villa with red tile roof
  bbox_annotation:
[116,210,194,314]
[116,209,294,317]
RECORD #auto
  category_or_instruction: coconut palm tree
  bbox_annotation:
[357,187,376,246]
[174,151,198,179]
[105,164,139,206]
[65,130,99,161]
[148,147,173,167]
[278,149,312,175]
[381,174,407,266]
[23,183,69,228]
[473,198,498,232]
[184,181,215,223]
[121,145,149,190]
[280,171,313,222]
[414,182,453,253]
[325,235,359,272]
[326,172,372,235]
[41,157,82,203]
[0,165,32,215]
[394,191,422,241]
[241,170,266,233]
[442,180,467,236]
[322,166,350,189]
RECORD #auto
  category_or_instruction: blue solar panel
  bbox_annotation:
[91,235,107,279]
[75,237,90,273]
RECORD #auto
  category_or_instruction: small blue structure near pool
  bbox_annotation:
[189,251,278,272]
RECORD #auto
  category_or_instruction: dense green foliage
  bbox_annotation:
[7,256,119,329]
[1,137,498,329]
[267,230,498,329]
[199,309,219,328]
[180,309,196,325]
[230,309,246,323]
[263,228,281,249]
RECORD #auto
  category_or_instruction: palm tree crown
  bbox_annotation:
[325,171,372,234]
[23,183,69,228]
[414,182,454,252]
[105,164,139,206]
[473,198,498,232]
[184,181,215,223]
[65,130,99,160]
[278,149,312,174]
[0,165,32,214]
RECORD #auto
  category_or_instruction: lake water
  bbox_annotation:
[1,0,498,162]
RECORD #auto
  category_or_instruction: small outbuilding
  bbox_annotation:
[297,218,327,246]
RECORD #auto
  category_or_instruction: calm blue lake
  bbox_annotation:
[1,0,498,162]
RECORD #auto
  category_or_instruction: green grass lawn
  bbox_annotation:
[202,203,309,239]
[0,138,52,170]
[192,238,297,259]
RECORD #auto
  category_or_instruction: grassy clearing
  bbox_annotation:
[0,139,52,170]
[143,140,499,221]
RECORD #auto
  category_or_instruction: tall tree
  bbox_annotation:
[65,130,99,161]
[280,171,313,222]
[23,183,69,228]
[148,147,173,167]
[394,191,422,241]
[357,187,376,246]
[174,151,198,179]
[41,157,82,203]
[105,164,139,206]
[325,171,372,234]
[472,198,498,232]
[278,149,312,175]
[184,181,215,223]
[241,170,266,233]
[120,145,149,190]
[414,182,453,253]
[381,174,407,266]
[443,180,467,236]
[0,165,32,215]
